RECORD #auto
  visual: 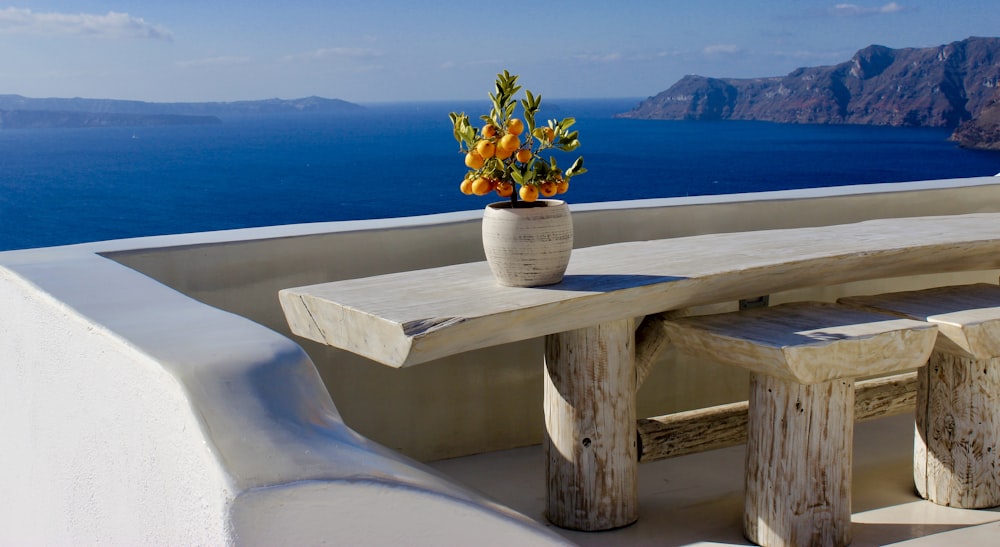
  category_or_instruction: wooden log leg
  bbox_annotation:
[543,318,637,531]
[744,373,854,547]
[915,352,1000,508]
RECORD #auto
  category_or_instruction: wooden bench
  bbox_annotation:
[840,283,1000,509]
[660,302,938,547]
[279,213,1000,532]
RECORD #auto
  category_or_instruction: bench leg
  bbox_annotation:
[543,318,638,531]
[915,353,1000,508]
[744,373,854,547]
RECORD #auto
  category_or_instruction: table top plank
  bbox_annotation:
[280,213,1000,368]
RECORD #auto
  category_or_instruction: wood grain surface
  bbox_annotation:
[281,213,1000,368]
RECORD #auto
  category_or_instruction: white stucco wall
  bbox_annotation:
[0,250,566,545]
[0,262,233,545]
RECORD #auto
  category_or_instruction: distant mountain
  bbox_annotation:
[0,94,364,116]
[0,95,365,130]
[618,37,1000,149]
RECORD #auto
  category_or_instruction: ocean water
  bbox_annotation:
[2,98,999,251]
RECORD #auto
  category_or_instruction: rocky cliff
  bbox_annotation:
[952,87,1000,150]
[618,37,1000,149]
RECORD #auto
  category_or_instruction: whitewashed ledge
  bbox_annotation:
[4,175,1000,545]
[0,250,568,545]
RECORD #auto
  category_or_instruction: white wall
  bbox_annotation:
[0,260,233,544]
[0,250,566,545]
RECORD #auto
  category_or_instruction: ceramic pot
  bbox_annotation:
[482,199,573,287]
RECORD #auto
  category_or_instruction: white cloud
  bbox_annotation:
[176,56,252,69]
[772,48,854,61]
[829,2,904,16]
[621,50,682,62]
[439,59,504,70]
[283,47,382,62]
[573,52,624,63]
[0,7,172,40]
[703,44,742,55]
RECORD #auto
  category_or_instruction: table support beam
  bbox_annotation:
[544,318,638,531]
[637,371,919,462]
[635,310,687,390]
[745,374,854,547]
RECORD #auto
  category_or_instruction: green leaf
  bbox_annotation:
[462,126,477,146]
[559,139,580,152]
[450,112,470,144]
[450,114,461,142]
[521,99,536,132]
[558,131,580,150]
[511,168,524,184]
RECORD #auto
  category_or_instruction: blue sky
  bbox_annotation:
[1,1,997,103]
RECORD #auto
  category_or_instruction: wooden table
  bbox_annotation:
[279,213,1000,531]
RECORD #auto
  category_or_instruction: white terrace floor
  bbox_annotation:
[431,414,1000,546]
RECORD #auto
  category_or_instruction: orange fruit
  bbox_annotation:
[519,185,539,202]
[465,151,484,169]
[471,176,492,196]
[460,178,474,195]
[543,127,555,142]
[507,118,524,135]
[482,124,497,138]
[495,145,514,160]
[539,181,557,197]
[495,181,513,197]
[515,149,532,163]
[476,140,496,159]
[556,180,569,194]
[498,134,519,153]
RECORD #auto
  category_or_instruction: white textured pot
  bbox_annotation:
[482,199,573,287]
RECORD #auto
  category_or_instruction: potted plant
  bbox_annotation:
[449,70,587,287]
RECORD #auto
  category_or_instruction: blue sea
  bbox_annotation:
[2,97,999,251]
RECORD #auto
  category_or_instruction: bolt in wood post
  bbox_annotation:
[543,318,637,531]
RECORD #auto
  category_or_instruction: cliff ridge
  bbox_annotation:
[618,37,1000,149]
